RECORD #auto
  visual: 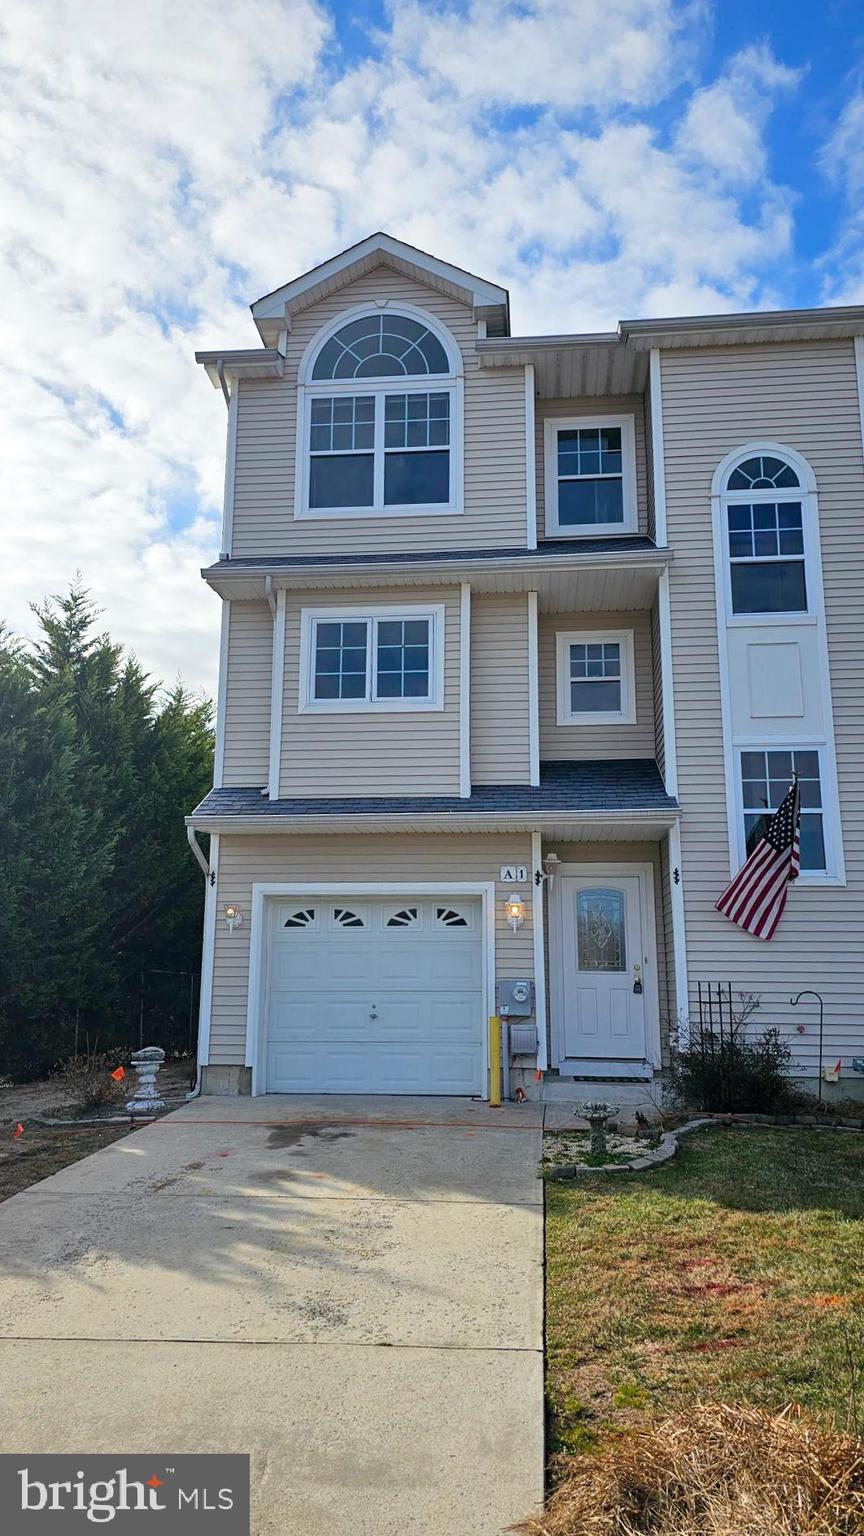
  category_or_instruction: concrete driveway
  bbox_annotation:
[0,1095,544,1534]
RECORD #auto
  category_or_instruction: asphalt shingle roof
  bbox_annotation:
[190,759,678,820]
[206,537,662,571]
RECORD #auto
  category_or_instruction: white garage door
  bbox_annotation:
[264,896,484,1094]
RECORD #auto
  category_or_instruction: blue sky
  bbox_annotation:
[1,0,863,694]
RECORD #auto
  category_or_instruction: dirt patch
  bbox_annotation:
[0,1123,133,1203]
[542,1129,649,1169]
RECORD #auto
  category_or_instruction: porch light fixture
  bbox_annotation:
[505,893,525,932]
[542,851,561,887]
[223,904,243,933]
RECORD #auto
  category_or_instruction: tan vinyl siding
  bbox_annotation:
[662,339,864,1074]
[209,832,535,1064]
[538,610,655,760]
[279,586,461,797]
[535,394,649,540]
[231,264,527,557]
[549,841,670,1065]
[221,601,271,787]
[471,594,530,784]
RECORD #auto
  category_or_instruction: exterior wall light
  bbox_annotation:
[542,851,561,887]
[505,894,525,932]
[223,904,243,933]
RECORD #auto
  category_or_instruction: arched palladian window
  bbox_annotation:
[297,305,462,517]
[719,448,811,616]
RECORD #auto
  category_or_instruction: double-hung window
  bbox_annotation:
[301,311,460,517]
[740,748,826,873]
[555,630,636,725]
[300,605,445,712]
[544,415,637,536]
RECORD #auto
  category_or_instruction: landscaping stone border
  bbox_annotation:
[544,1111,864,1179]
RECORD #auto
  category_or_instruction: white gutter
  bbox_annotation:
[185,807,679,837]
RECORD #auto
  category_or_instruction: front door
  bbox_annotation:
[558,875,650,1073]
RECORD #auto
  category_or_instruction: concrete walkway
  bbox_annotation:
[0,1095,545,1534]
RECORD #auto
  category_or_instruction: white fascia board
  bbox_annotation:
[251,233,508,321]
[186,808,680,837]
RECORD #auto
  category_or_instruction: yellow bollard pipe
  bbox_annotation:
[488,1015,502,1107]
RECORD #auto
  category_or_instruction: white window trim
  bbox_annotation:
[298,603,446,714]
[294,302,464,521]
[555,628,636,726]
[543,414,638,538]
[731,743,842,887]
[718,456,814,623]
[711,442,846,887]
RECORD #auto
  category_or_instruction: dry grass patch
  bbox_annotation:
[516,1403,864,1535]
[545,1129,864,1460]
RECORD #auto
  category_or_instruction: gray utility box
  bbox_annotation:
[496,978,534,1017]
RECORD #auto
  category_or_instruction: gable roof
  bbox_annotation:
[250,232,510,343]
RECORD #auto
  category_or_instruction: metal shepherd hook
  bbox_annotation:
[790,989,824,1100]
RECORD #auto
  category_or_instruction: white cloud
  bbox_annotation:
[0,1,807,694]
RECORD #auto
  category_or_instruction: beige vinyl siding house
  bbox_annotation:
[535,394,650,540]
[231,265,528,559]
[538,609,656,761]
[189,234,864,1103]
[278,586,462,798]
[470,594,531,785]
[220,601,271,788]
[662,339,864,1073]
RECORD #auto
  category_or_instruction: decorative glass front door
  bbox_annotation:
[559,875,648,1067]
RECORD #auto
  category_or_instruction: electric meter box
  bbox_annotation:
[497,978,534,1017]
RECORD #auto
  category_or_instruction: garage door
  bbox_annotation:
[264,896,485,1094]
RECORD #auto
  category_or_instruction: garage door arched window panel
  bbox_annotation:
[385,906,421,929]
[297,305,463,520]
[283,907,317,929]
[436,906,471,929]
[331,906,367,929]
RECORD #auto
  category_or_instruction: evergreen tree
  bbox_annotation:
[0,586,213,1078]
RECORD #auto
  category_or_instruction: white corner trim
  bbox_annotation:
[527,591,540,786]
[543,412,638,538]
[212,600,230,790]
[531,831,548,1071]
[268,589,287,799]
[244,881,497,1097]
[524,364,537,549]
[667,820,688,1046]
[648,349,667,546]
[220,384,238,556]
[554,627,636,727]
[459,582,471,798]
[855,336,864,468]
[195,832,219,1068]
[656,571,678,797]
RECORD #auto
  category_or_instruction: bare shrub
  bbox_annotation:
[515,1404,864,1536]
[52,1051,127,1114]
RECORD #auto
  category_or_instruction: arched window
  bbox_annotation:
[298,305,461,518]
[721,449,807,615]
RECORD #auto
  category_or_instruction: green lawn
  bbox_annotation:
[545,1128,864,1462]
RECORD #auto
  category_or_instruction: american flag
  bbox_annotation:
[715,779,801,940]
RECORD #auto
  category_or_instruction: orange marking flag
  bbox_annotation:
[111,1066,125,1081]
[13,1123,24,1140]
